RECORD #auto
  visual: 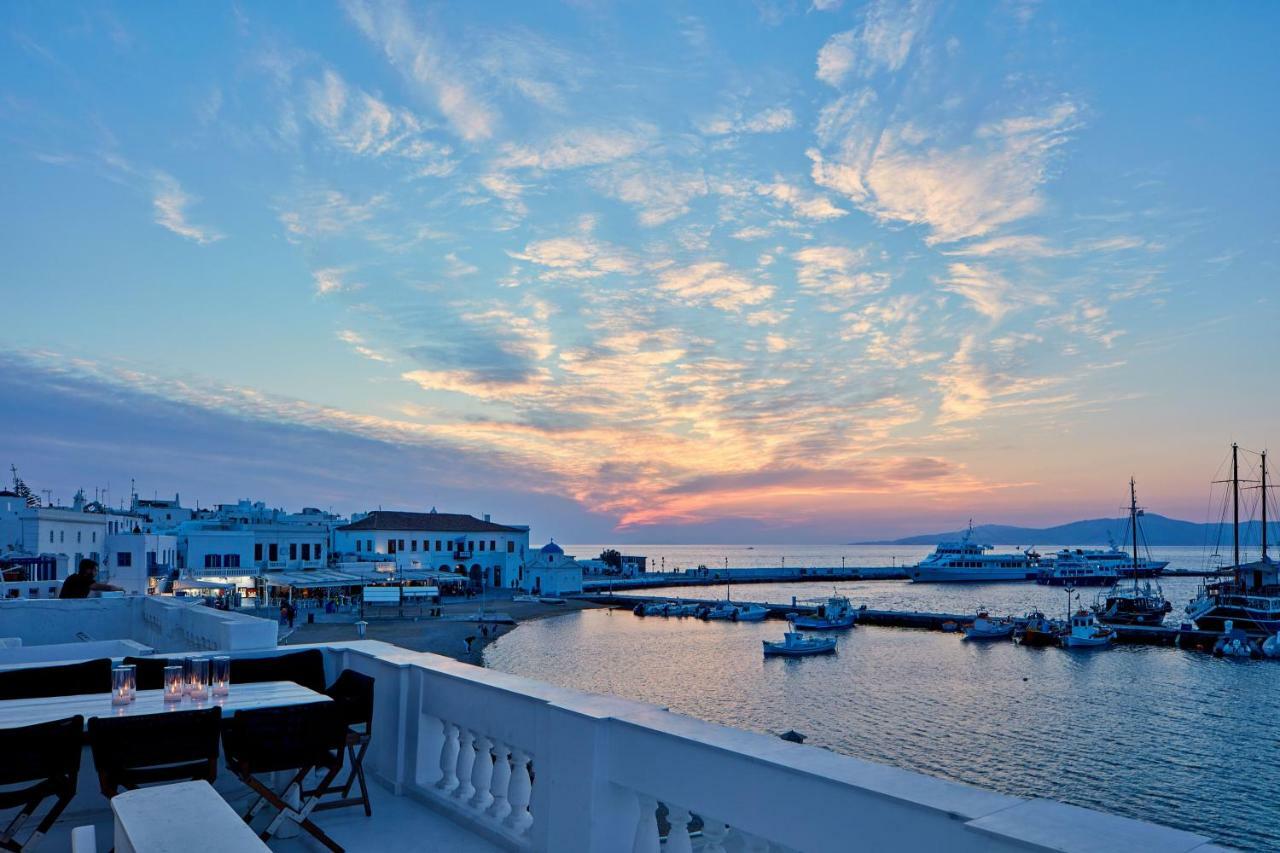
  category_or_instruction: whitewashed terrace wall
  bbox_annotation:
[313,641,1233,853]
[0,596,277,655]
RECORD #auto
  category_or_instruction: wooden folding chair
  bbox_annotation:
[307,670,375,816]
[222,701,347,852]
[0,715,84,852]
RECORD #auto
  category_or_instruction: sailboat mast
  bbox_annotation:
[1262,450,1269,560]
[1130,478,1139,592]
[1232,442,1240,569]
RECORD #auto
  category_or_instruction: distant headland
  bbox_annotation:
[853,514,1266,547]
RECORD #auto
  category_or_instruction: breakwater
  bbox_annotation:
[578,592,1224,648]
[582,565,907,591]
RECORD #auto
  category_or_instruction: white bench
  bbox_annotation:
[112,780,269,852]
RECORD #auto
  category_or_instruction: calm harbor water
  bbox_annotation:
[486,545,1279,852]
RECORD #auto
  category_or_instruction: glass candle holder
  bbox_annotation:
[181,658,192,695]
[211,656,230,697]
[163,665,184,703]
[188,658,209,701]
[120,664,137,702]
[111,667,130,706]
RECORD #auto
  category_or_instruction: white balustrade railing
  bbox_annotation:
[307,641,1232,853]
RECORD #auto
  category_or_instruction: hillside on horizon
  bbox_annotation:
[855,514,1271,547]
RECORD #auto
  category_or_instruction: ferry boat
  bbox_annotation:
[908,523,1043,583]
[1036,551,1119,586]
[789,595,857,630]
[1185,444,1280,638]
[1058,544,1168,578]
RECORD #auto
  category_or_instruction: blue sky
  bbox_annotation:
[1,1,1277,542]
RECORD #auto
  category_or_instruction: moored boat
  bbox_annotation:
[963,609,1014,640]
[763,632,837,657]
[731,603,769,622]
[1036,551,1119,586]
[790,595,858,630]
[1060,609,1115,649]
[1014,610,1062,647]
[908,522,1043,583]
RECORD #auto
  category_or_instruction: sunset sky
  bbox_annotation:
[2,1,1277,542]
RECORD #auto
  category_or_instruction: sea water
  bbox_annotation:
[485,545,1280,851]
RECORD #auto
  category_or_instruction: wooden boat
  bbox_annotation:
[763,632,837,657]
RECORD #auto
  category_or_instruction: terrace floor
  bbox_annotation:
[45,777,501,853]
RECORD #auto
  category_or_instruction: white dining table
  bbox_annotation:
[0,680,330,730]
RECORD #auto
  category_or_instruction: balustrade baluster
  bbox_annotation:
[435,721,460,793]
[631,794,660,853]
[454,728,477,801]
[700,817,729,852]
[469,734,494,811]
[486,740,512,821]
[503,748,533,835]
[665,805,694,853]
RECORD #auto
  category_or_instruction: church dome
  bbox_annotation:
[540,540,564,555]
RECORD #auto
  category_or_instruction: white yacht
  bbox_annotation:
[1036,551,1119,586]
[908,523,1043,583]
[1054,542,1168,577]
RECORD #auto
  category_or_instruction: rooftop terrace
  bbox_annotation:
[0,609,1236,853]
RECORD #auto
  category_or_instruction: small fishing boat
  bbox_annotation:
[1060,610,1115,649]
[963,609,1014,640]
[1014,610,1062,647]
[666,602,700,617]
[702,602,738,620]
[763,632,837,657]
[790,595,858,630]
[731,603,769,622]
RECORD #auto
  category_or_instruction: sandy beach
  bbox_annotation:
[287,592,603,664]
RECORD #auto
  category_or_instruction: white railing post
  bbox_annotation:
[701,816,729,852]
[665,805,694,853]
[454,728,476,802]
[487,740,512,822]
[435,720,459,793]
[631,794,660,853]
[504,748,533,836]
[469,734,494,812]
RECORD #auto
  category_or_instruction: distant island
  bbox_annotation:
[855,514,1262,547]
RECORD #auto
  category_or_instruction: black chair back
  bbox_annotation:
[231,649,326,693]
[88,707,222,797]
[0,659,111,700]
[121,656,172,691]
[326,670,374,730]
[223,702,346,776]
[0,715,83,849]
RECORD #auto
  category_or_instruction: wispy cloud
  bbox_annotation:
[338,330,392,362]
[152,173,223,244]
[657,262,774,312]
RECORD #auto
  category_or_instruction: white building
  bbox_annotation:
[334,510,530,589]
[523,541,584,596]
[131,494,194,530]
[102,532,178,595]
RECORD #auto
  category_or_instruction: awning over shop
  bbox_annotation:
[174,578,241,590]
[263,571,366,589]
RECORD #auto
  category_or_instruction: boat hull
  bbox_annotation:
[791,615,857,630]
[910,567,1039,583]
[1061,635,1112,649]
[964,625,1014,640]
[1015,629,1060,647]
[762,641,837,656]
[1191,609,1280,637]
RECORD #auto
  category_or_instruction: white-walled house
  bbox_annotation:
[102,532,178,595]
[131,494,194,530]
[524,541,584,596]
[334,510,530,589]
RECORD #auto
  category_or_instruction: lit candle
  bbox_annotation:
[111,667,130,706]
[120,664,137,702]
[188,658,209,701]
[211,656,230,697]
[163,665,184,703]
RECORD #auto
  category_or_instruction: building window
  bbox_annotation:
[436,540,442,551]
[50,531,54,544]
[398,539,405,551]
[92,532,96,543]
[204,554,222,569]
[507,541,515,553]
[388,540,396,554]
[316,544,323,561]
[269,543,278,561]
[302,543,311,561]
[77,531,82,543]
[479,541,485,552]
[367,539,373,552]
[411,540,417,552]
[116,552,132,567]
[490,540,496,551]
[255,543,263,561]
[356,540,362,553]
[225,554,241,569]
[289,543,297,560]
